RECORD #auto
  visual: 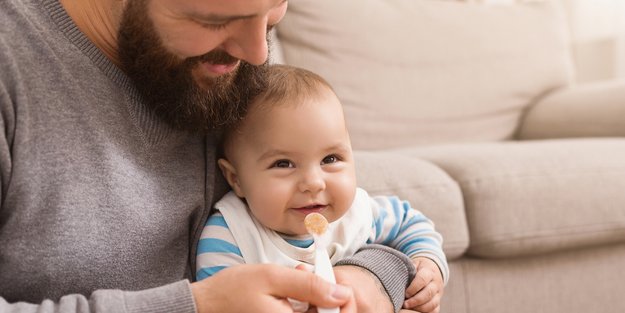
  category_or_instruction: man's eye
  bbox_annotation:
[273,160,294,168]
[199,22,228,30]
[321,155,339,165]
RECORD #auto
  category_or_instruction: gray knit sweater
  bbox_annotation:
[0,0,413,312]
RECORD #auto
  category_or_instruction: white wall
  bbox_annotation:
[465,0,625,82]
[560,0,625,82]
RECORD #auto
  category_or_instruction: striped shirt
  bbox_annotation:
[196,192,449,283]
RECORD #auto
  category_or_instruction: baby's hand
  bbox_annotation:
[404,257,444,313]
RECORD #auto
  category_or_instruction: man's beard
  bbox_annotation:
[117,0,268,133]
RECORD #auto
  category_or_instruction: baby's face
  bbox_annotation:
[225,89,357,236]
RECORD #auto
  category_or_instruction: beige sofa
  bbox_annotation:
[273,1,625,312]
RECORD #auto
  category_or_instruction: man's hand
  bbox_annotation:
[403,257,444,313]
[191,264,356,313]
[333,265,394,313]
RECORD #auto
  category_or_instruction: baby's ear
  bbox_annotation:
[218,158,245,197]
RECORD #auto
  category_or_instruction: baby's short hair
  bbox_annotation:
[220,65,336,156]
[252,64,335,111]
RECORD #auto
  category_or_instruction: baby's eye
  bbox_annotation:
[321,154,340,165]
[272,159,294,168]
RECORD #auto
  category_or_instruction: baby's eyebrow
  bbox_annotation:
[257,149,290,163]
[323,143,351,154]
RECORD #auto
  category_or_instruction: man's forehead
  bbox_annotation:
[179,0,286,19]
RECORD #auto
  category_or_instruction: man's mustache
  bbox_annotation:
[188,50,239,66]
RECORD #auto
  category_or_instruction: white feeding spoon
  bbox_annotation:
[304,213,340,313]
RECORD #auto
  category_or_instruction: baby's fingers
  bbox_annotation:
[405,269,434,298]
[403,282,440,310]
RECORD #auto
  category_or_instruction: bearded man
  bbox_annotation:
[0,1,416,312]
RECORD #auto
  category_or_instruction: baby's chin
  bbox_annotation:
[278,228,300,236]
[276,227,310,237]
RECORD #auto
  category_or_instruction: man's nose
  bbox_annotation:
[222,18,270,66]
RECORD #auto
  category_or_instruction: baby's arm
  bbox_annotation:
[196,212,245,280]
[368,196,448,312]
[369,196,448,283]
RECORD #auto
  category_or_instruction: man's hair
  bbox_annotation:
[220,64,336,157]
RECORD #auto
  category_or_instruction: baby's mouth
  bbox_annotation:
[293,204,327,214]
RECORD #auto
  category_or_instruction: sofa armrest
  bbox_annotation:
[516,80,625,140]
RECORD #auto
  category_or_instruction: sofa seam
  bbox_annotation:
[471,224,625,247]
[475,220,625,237]
[454,167,625,186]
[444,240,470,247]
[461,260,471,313]
[364,182,460,194]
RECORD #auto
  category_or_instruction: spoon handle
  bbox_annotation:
[314,239,339,313]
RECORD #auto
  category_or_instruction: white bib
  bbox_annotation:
[216,188,374,268]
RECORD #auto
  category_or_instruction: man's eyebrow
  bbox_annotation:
[189,12,255,23]
[191,0,287,23]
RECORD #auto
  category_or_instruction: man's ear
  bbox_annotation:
[218,158,245,197]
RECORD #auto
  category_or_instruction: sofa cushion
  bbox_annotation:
[444,244,625,313]
[276,0,573,149]
[354,151,469,260]
[518,80,625,139]
[395,139,625,258]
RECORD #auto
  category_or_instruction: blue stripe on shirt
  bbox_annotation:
[399,237,441,256]
[205,215,228,228]
[382,197,404,245]
[197,238,242,256]
[374,209,387,241]
[196,266,228,281]
[397,213,429,235]
[285,238,314,248]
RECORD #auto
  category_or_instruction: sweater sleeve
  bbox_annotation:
[335,244,416,313]
[0,38,15,210]
[0,43,196,313]
[0,280,196,313]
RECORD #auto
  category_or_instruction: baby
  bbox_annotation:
[196,65,448,313]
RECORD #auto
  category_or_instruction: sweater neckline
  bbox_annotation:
[42,0,177,147]
[43,0,132,95]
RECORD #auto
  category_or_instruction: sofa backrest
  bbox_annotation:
[275,0,574,150]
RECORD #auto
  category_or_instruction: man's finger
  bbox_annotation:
[263,265,354,309]
[295,263,315,272]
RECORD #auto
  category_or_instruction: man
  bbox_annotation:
[0,0,417,312]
